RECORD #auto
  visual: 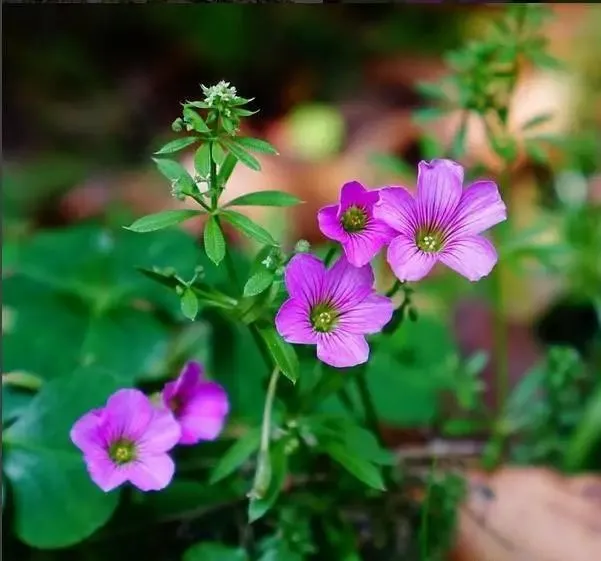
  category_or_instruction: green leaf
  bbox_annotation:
[222,139,261,171]
[210,428,261,484]
[221,116,237,135]
[184,542,248,561]
[248,440,288,523]
[524,140,549,165]
[154,136,198,155]
[204,216,226,266]
[236,137,279,155]
[217,152,238,185]
[366,315,456,426]
[194,143,212,178]
[308,417,395,466]
[2,386,33,425]
[2,367,122,548]
[243,269,275,298]
[183,106,210,133]
[152,158,197,193]
[521,113,554,131]
[255,323,299,383]
[413,107,449,125]
[221,210,276,246]
[181,288,199,321]
[565,384,601,472]
[3,277,168,381]
[415,81,446,101]
[226,190,303,208]
[322,442,385,490]
[212,142,226,166]
[125,209,202,233]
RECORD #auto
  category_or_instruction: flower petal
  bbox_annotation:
[139,407,181,454]
[284,253,326,305]
[338,181,371,211]
[162,361,204,405]
[416,159,463,230]
[325,256,374,311]
[86,457,129,492]
[104,389,154,442]
[387,234,438,282]
[70,408,105,454]
[127,454,175,491]
[316,331,370,368]
[339,293,394,334]
[317,204,346,243]
[373,186,417,235]
[439,235,498,281]
[178,382,229,444]
[342,220,397,268]
[275,298,317,344]
[447,180,507,237]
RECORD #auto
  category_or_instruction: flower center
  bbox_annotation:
[340,205,367,233]
[310,302,338,333]
[416,229,443,253]
[108,438,137,465]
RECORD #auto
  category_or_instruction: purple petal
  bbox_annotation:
[387,234,438,282]
[104,389,154,442]
[341,220,397,268]
[325,256,374,311]
[178,382,229,444]
[373,187,417,235]
[318,204,346,243]
[275,298,317,344]
[316,331,369,368]
[338,181,370,209]
[139,407,181,454]
[439,235,498,281]
[126,454,175,491]
[70,408,105,455]
[447,180,507,237]
[284,253,326,305]
[162,361,204,405]
[416,159,463,230]
[339,293,394,334]
[86,457,129,492]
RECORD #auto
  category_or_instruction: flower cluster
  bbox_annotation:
[277,159,506,368]
[70,362,228,492]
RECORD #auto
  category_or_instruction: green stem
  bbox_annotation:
[324,245,338,267]
[386,279,403,298]
[251,367,281,497]
[355,368,384,447]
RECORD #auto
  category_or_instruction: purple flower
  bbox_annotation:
[162,361,229,445]
[275,254,394,368]
[374,159,507,282]
[317,181,396,267]
[70,389,181,492]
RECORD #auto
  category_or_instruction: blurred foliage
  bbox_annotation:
[3,4,601,561]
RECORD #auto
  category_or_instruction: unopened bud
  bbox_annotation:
[294,239,311,254]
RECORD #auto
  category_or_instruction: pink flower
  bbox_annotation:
[275,254,393,368]
[374,159,507,282]
[162,361,229,445]
[317,181,396,267]
[70,389,181,492]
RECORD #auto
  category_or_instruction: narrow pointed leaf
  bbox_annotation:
[243,269,275,297]
[125,210,202,233]
[154,137,198,155]
[210,428,261,484]
[222,140,261,171]
[255,323,299,383]
[204,217,226,266]
[221,210,276,246]
[236,137,279,155]
[181,288,199,321]
[226,190,302,208]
